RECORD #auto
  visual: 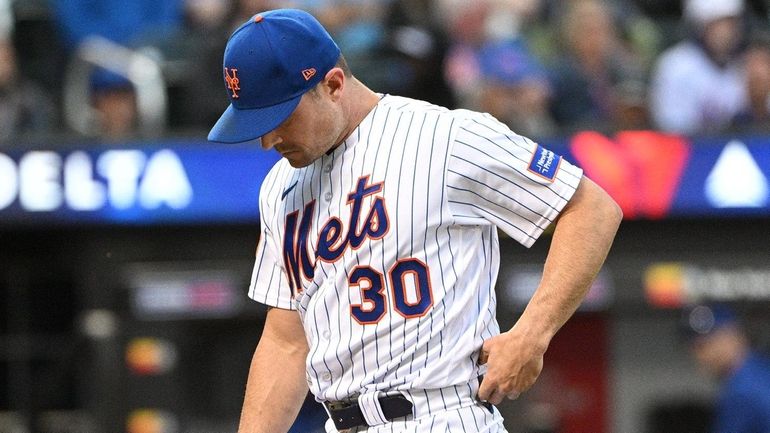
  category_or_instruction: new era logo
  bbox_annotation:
[302,68,316,81]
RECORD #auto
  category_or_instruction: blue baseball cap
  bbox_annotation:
[208,9,341,143]
[478,39,547,87]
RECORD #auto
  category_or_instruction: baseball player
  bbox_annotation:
[208,9,622,433]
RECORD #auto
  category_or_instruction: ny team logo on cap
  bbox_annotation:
[224,67,240,99]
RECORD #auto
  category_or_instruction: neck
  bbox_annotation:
[332,78,381,148]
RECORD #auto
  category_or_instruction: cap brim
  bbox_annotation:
[208,95,302,143]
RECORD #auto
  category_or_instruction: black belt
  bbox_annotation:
[325,395,413,430]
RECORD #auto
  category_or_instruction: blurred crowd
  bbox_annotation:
[2,0,770,145]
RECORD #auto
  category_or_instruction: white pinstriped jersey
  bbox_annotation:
[249,95,583,405]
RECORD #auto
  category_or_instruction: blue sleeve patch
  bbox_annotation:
[527,144,562,182]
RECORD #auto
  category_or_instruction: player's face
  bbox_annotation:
[260,87,346,168]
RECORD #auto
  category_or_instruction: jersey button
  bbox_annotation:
[324,192,333,202]
[322,330,331,339]
[323,165,332,173]
[321,372,332,382]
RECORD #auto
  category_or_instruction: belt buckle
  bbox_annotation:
[325,400,350,411]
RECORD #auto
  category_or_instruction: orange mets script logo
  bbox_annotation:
[224,67,240,99]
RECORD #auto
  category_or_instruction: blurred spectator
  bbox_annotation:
[483,0,538,42]
[0,36,57,143]
[377,0,456,108]
[0,0,11,38]
[683,304,770,433]
[161,0,233,130]
[52,0,183,49]
[733,35,770,130]
[231,0,278,26]
[89,68,138,141]
[51,0,186,139]
[306,0,393,92]
[441,1,491,108]
[230,0,283,25]
[548,0,647,132]
[315,1,388,57]
[278,0,388,58]
[477,38,556,138]
[649,0,747,135]
[482,0,558,74]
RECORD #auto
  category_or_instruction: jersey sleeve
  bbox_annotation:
[446,111,583,247]
[248,172,296,310]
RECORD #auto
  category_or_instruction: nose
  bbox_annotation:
[260,132,282,150]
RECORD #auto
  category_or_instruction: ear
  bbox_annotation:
[322,67,345,101]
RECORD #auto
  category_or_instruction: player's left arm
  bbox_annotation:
[478,175,622,404]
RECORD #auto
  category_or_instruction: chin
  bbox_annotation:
[286,156,312,168]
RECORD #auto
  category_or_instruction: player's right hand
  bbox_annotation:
[476,330,545,405]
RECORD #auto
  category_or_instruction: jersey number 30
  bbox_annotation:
[349,258,433,324]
